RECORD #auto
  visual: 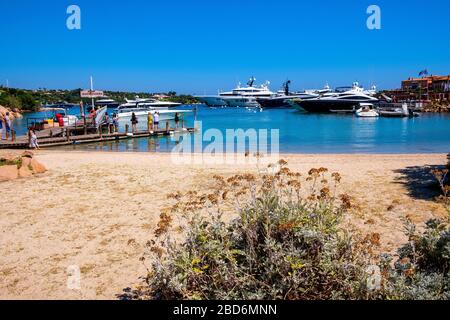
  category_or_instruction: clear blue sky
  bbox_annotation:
[0,0,449,94]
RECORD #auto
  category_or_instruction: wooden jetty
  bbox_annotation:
[0,126,196,149]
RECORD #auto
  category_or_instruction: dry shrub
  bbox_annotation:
[119,160,450,300]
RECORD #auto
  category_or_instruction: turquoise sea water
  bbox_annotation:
[12,106,450,154]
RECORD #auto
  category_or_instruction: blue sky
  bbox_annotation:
[0,0,449,94]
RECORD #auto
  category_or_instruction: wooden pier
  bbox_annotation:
[0,126,196,149]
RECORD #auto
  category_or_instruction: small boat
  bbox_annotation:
[379,104,420,118]
[355,103,379,117]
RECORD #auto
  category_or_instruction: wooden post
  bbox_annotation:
[165,121,169,132]
[66,128,71,141]
[125,124,129,134]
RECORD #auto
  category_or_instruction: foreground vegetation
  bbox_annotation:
[119,160,450,300]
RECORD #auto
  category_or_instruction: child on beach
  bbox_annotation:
[28,128,39,149]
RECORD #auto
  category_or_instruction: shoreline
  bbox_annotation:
[0,151,448,299]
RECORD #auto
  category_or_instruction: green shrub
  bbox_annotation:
[127,162,380,300]
[378,219,450,300]
[120,161,450,300]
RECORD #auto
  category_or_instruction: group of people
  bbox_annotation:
[130,111,181,133]
[0,112,13,140]
[87,107,119,134]
[104,112,119,134]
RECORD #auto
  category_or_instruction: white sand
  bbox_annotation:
[0,151,447,299]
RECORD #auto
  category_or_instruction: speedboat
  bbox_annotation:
[355,103,379,117]
[196,77,275,108]
[379,103,420,118]
[292,82,379,113]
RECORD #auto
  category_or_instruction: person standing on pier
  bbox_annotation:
[0,115,4,140]
[28,128,39,149]
[153,111,160,130]
[4,112,12,140]
[147,112,153,132]
[112,113,119,133]
[105,113,112,134]
[131,112,138,133]
[174,112,180,130]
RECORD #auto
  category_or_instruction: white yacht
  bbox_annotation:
[196,77,275,108]
[116,96,186,119]
[95,98,120,108]
[117,96,181,112]
[291,82,379,113]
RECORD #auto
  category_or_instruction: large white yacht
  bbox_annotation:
[196,77,275,108]
[117,96,181,112]
[116,96,184,119]
[291,82,379,113]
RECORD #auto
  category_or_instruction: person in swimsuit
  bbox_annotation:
[130,112,138,133]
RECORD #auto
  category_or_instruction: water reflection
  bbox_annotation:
[14,106,450,154]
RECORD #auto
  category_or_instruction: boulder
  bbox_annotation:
[30,158,47,174]
[21,157,31,167]
[21,151,34,159]
[0,165,19,181]
[18,164,33,178]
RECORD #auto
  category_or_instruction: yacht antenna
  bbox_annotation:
[247,76,255,87]
[283,80,291,95]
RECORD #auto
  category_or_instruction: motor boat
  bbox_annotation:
[116,109,191,122]
[379,103,420,118]
[355,103,379,117]
[292,82,379,113]
[117,96,181,112]
[95,98,120,109]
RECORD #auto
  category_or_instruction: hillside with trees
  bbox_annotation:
[0,86,199,112]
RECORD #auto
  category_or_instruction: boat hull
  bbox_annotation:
[294,99,370,113]
[221,96,260,108]
[256,97,292,109]
[195,96,227,107]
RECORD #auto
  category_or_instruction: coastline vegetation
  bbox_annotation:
[119,160,450,300]
[0,86,199,112]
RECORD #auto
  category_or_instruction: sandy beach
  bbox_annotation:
[0,150,448,300]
